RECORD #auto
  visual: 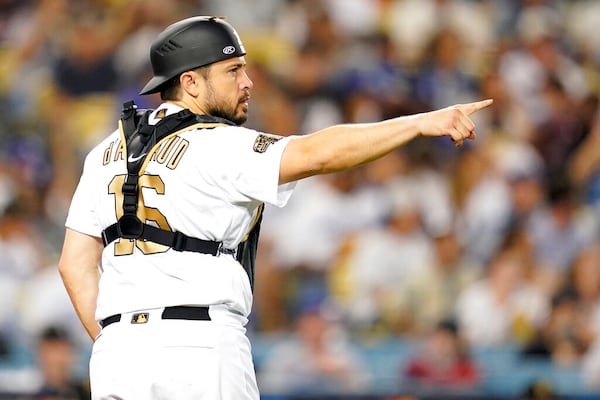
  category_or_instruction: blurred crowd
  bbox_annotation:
[1,0,600,397]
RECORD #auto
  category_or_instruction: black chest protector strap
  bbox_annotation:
[102,100,264,289]
[102,100,234,256]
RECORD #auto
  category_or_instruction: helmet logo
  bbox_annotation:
[222,46,236,55]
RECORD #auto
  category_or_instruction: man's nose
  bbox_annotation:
[241,70,253,89]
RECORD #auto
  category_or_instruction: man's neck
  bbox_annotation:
[168,99,206,115]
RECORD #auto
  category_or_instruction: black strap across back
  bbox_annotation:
[101,100,262,290]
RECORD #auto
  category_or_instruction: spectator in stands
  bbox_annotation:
[327,172,435,334]
[477,70,535,143]
[522,286,588,366]
[455,236,550,347]
[32,325,89,400]
[526,177,590,277]
[260,167,386,331]
[395,226,481,335]
[499,2,588,126]
[0,202,48,352]
[499,142,547,232]
[42,1,141,213]
[534,242,600,366]
[400,319,481,395]
[257,299,368,395]
[413,27,479,111]
[449,145,513,267]
[19,262,90,348]
[531,76,589,185]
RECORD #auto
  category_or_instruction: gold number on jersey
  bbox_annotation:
[108,174,172,256]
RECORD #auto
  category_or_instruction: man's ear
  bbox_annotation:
[180,71,201,97]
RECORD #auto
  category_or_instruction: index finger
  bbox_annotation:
[457,99,494,116]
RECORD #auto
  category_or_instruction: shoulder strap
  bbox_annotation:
[125,108,197,175]
[120,100,140,142]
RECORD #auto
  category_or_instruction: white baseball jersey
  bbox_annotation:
[65,103,297,321]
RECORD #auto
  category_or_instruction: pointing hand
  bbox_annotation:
[418,99,494,147]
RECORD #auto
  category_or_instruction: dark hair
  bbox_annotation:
[39,325,72,344]
[437,318,459,335]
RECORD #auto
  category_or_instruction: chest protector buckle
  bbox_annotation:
[116,214,144,239]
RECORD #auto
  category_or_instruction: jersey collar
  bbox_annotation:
[148,102,237,127]
[148,103,185,125]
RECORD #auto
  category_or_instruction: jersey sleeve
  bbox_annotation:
[206,127,298,207]
[64,150,103,237]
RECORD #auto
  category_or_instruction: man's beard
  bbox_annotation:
[205,81,248,125]
[207,103,247,125]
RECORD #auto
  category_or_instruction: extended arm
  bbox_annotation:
[279,100,492,184]
[58,228,103,340]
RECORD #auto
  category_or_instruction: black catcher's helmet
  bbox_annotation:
[140,16,246,95]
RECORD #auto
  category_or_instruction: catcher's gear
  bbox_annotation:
[101,100,262,289]
[140,16,246,95]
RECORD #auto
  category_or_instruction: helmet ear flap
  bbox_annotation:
[140,16,246,96]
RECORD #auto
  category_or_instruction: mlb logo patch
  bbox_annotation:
[131,313,149,324]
